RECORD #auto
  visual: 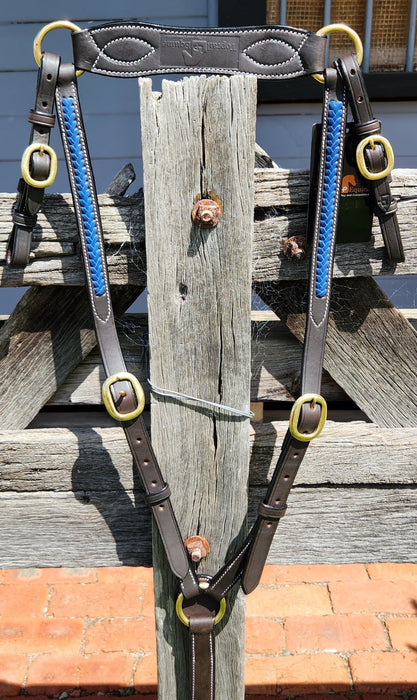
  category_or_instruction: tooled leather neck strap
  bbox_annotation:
[54,62,199,601]
[71,22,326,79]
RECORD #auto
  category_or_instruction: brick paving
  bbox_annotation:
[0,563,417,698]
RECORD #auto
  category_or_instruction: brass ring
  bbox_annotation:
[176,592,226,628]
[312,23,364,84]
[21,143,58,189]
[356,135,394,181]
[33,20,83,77]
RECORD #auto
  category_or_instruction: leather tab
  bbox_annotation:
[146,483,171,506]
[258,501,287,520]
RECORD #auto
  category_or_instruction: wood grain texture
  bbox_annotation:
[1,169,415,285]
[140,74,257,700]
[255,277,417,428]
[0,285,143,429]
[0,422,416,567]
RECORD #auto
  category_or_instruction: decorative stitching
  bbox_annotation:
[90,24,311,40]
[94,36,155,67]
[85,24,313,78]
[243,35,306,68]
[87,65,308,79]
[61,96,106,297]
[315,99,344,299]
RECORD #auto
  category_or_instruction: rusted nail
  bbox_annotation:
[184,535,210,563]
[282,235,308,261]
[191,194,222,229]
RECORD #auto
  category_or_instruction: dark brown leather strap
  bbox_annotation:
[8,52,60,266]
[71,22,326,79]
[54,62,199,600]
[336,54,404,263]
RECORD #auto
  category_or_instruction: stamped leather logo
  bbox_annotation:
[160,34,239,69]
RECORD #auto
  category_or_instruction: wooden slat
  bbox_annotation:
[255,277,417,427]
[47,313,346,406]
[0,422,416,567]
[140,74,256,700]
[1,168,416,285]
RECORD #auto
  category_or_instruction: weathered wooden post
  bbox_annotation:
[140,74,257,698]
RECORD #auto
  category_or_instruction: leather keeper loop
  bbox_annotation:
[28,109,56,128]
[12,209,37,228]
[146,483,171,506]
[351,118,381,138]
[258,501,287,520]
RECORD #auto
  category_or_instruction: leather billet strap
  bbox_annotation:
[8,52,60,266]
[336,54,404,263]
[54,63,199,600]
[71,22,327,79]
[208,68,347,600]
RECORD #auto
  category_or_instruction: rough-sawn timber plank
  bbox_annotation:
[0,422,416,567]
[0,168,415,285]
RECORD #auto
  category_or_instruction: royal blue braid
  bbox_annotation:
[315,99,343,299]
[61,96,106,296]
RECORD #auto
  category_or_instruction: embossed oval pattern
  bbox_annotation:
[101,37,154,63]
[244,39,296,67]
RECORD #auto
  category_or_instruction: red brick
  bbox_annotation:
[133,652,158,690]
[285,614,387,653]
[258,566,277,587]
[84,617,156,654]
[96,566,153,585]
[244,656,278,695]
[350,651,417,691]
[48,581,146,618]
[245,652,350,695]
[245,616,285,655]
[386,616,417,652]
[25,654,81,696]
[79,652,135,691]
[246,584,332,618]
[0,654,30,696]
[367,563,417,582]
[275,564,369,584]
[0,584,49,618]
[0,618,83,654]
[329,580,417,614]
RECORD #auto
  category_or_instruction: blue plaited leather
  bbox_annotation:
[315,99,343,299]
[61,96,106,296]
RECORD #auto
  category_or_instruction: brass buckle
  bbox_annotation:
[289,393,327,442]
[176,584,226,628]
[21,143,58,189]
[312,23,363,84]
[33,20,83,78]
[102,372,145,422]
[356,135,394,181]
